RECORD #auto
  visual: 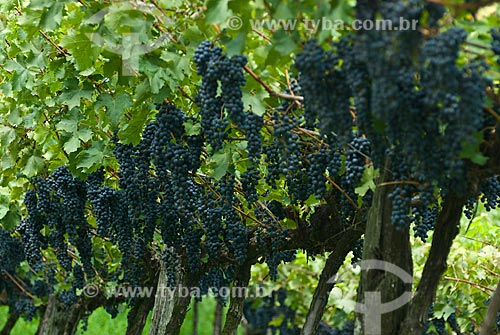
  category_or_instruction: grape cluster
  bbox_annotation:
[421,304,467,335]
[73,264,85,290]
[491,28,500,64]
[334,135,372,226]
[463,176,500,220]
[203,199,224,261]
[21,167,93,279]
[255,215,296,281]
[51,167,93,276]
[198,266,235,304]
[244,289,355,335]
[479,177,500,211]
[306,146,329,199]
[243,288,300,335]
[351,239,363,265]
[412,206,439,242]
[241,111,264,204]
[14,16,496,321]
[193,41,228,151]
[264,107,305,201]
[263,93,344,204]
[424,2,446,28]
[18,190,46,270]
[0,230,25,275]
[345,137,369,187]
[318,321,354,335]
[463,197,477,220]
[15,298,37,321]
[447,312,463,335]
[336,0,490,228]
[295,40,352,145]
[105,303,120,319]
[59,287,78,308]
[194,41,252,152]
[0,230,38,320]
[219,175,248,265]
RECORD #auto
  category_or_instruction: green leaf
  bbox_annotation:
[210,150,231,180]
[305,194,320,207]
[134,79,151,103]
[56,117,78,133]
[56,108,85,142]
[436,304,456,320]
[271,29,298,56]
[460,133,489,165]
[1,209,19,230]
[1,82,13,98]
[268,313,285,327]
[0,194,9,220]
[58,79,93,110]
[118,107,151,145]
[242,89,269,116]
[60,32,101,71]
[22,155,44,177]
[225,31,247,56]
[184,120,201,136]
[63,136,81,154]
[40,2,63,30]
[77,128,93,142]
[4,60,35,91]
[76,144,105,170]
[96,93,132,128]
[205,0,232,24]
[275,2,294,19]
[355,167,379,196]
[0,126,16,147]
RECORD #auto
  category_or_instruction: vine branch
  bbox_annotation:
[481,279,500,335]
[243,65,304,102]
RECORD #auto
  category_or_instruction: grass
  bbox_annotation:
[0,297,243,334]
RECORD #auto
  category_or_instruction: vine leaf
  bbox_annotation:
[95,93,132,128]
[460,132,489,166]
[355,167,379,197]
[210,150,232,180]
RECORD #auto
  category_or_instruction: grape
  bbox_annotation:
[194,41,250,151]
[424,3,446,28]
[306,146,329,199]
[19,190,45,270]
[255,215,295,281]
[447,312,462,335]
[345,137,369,187]
[15,298,37,321]
[13,12,497,321]
[412,206,439,242]
[463,197,477,220]
[243,288,299,335]
[73,264,85,290]
[351,239,363,264]
[295,40,352,145]
[491,28,500,64]
[0,230,25,274]
[479,177,500,211]
[105,304,119,319]
[59,287,77,308]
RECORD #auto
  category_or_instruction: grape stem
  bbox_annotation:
[485,107,500,123]
[243,65,304,102]
[2,271,36,300]
[443,276,494,294]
